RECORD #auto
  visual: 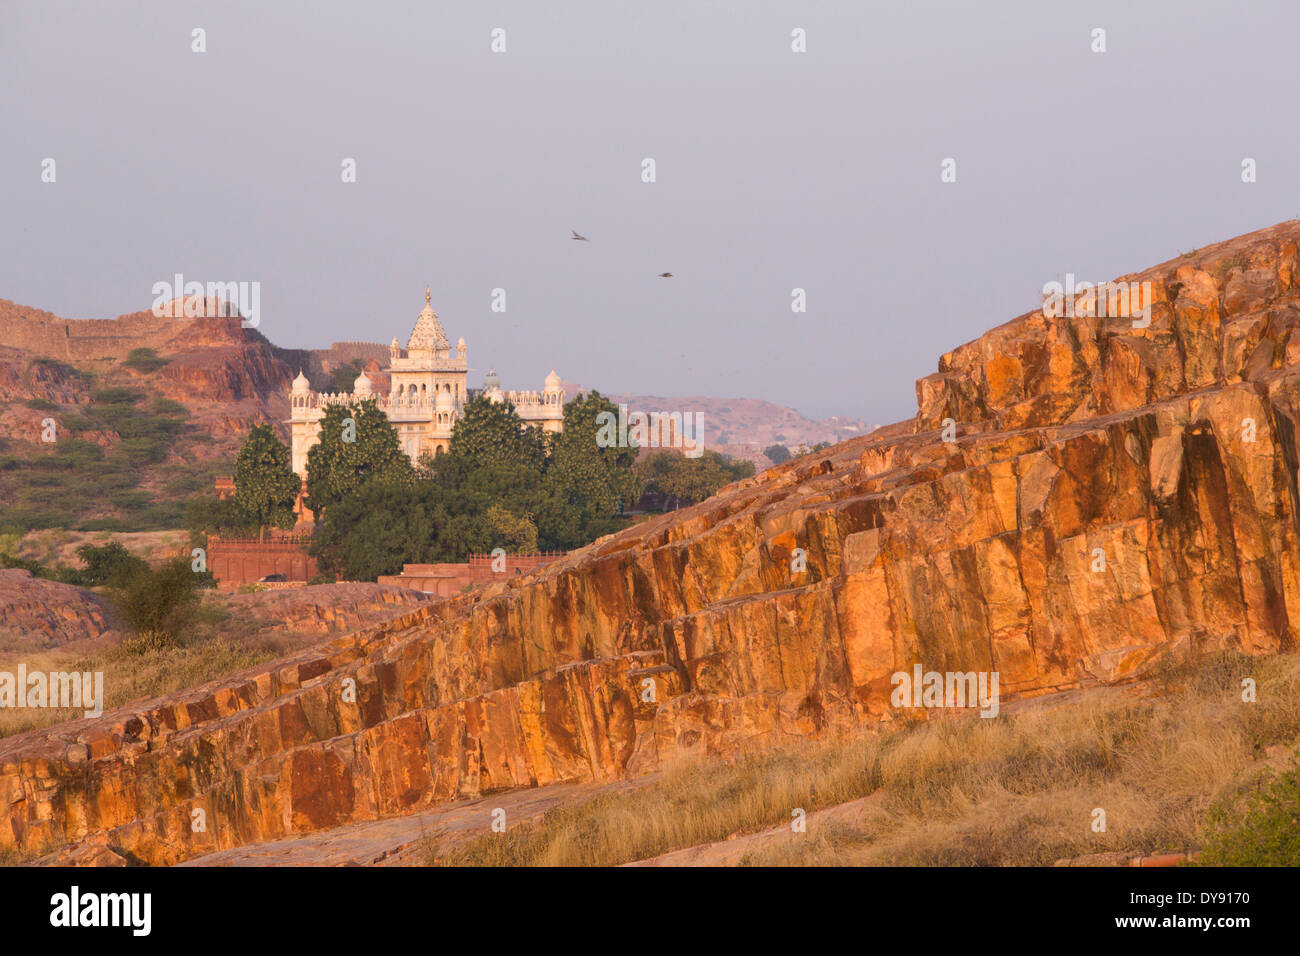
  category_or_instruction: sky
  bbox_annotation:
[2,0,1298,423]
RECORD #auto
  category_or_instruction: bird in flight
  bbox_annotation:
[658,272,673,278]
[571,230,589,241]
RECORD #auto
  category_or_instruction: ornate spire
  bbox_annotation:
[408,288,450,351]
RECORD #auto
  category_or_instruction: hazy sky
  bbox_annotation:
[3,1,1297,423]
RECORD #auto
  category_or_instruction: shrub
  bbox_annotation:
[124,348,168,373]
[151,397,188,417]
[1197,756,1300,866]
[75,541,149,588]
[109,558,205,647]
[92,387,143,405]
[764,444,791,465]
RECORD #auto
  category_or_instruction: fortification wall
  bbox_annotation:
[0,306,183,362]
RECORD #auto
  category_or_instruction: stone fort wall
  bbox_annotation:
[0,300,197,361]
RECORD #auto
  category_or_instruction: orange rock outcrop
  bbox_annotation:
[0,570,116,646]
[4,221,1300,864]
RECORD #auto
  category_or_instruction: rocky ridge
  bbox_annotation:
[0,570,116,647]
[3,221,1300,864]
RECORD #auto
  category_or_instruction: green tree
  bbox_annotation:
[484,504,538,553]
[637,449,754,509]
[764,444,791,465]
[183,493,258,541]
[306,392,647,577]
[541,390,641,547]
[233,424,300,542]
[305,399,413,524]
[75,541,149,588]
[448,395,546,473]
[311,477,450,579]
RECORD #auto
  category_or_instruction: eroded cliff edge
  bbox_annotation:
[5,221,1300,865]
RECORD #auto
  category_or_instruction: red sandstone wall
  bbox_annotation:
[208,536,318,587]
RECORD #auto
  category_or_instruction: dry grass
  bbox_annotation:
[0,582,422,739]
[426,739,883,866]
[10,528,187,567]
[0,598,287,738]
[432,648,1300,866]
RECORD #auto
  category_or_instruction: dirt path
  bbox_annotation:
[622,793,884,867]
[179,776,657,867]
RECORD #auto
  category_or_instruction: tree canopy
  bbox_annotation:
[305,399,413,523]
[637,449,754,508]
[309,390,644,579]
[447,395,547,473]
[232,424,299,541]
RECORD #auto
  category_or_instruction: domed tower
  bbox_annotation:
[430,383,456,455]
[539,368,566,433]
[483,368,504,403]
[288,370,316,476]
[386,287,469,463]
[407,288,450,360]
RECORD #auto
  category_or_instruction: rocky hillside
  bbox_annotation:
[594,390,874,467]
[3,220,1300,865]
[0,570,117,648]
[0,299,869,533]
[0,300,302,531]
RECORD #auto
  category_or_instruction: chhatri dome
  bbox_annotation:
[286,287,568,483]
[407,287,450,352]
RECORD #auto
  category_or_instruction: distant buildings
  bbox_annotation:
[288,289,566,476]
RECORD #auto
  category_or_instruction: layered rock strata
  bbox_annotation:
[4,222,1300,864]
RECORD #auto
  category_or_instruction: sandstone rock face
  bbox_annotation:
[0,570,116,647]
[5,222,1300,864]
[153,316,293,405]
[222,583,432,635]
